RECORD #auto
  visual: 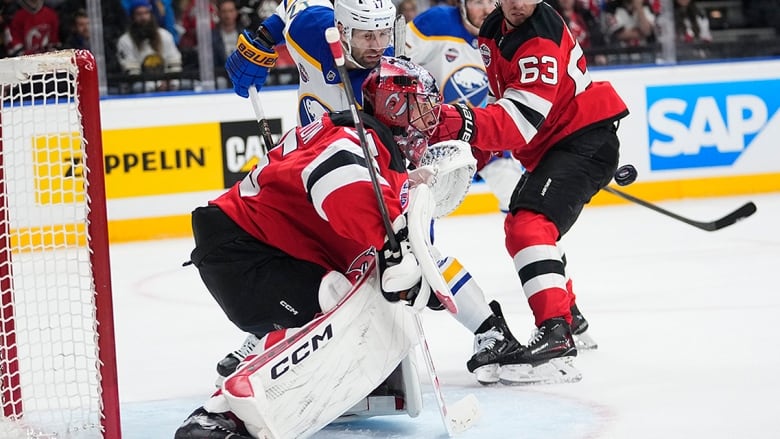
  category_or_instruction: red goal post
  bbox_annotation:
[0,50,121,438]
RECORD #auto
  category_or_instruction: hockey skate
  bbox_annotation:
[466,300,524,385]
[336,353,423,422]
[499,317,582,385]
[570,304,598,350]
[215,334,260,386]
[174,407,252,439]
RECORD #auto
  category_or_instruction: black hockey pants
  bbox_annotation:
[189,205,327,336]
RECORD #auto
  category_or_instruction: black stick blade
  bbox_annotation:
[708,202,757,231]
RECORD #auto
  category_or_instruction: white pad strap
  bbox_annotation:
[318,270,353,312]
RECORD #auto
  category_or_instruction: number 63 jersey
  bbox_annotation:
[474,2,629,172]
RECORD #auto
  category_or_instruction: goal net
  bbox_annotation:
[0,50,121,438]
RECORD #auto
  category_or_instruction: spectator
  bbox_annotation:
[62,7,89,49]
[213,0,238,88]
[54,0,128,72]
[1,0,20,58]
[121,0,179,43]
[7,0,60,56]
[674,0,711,43]
[178,0,216,51]
[555,0,608,64]
[116,0,182,90]
[397,0,417,22]
[605,0,656,47]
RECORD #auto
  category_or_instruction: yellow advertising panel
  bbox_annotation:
[102,123,224,198]
[33,133,85,205]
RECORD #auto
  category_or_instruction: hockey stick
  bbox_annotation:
[393,14,407,58]
[325,27,479,436]
[248,86,275,154]
[324,28,398,251]
[387,23,480,435]
[602,186,757,232]
[323,27,456,312]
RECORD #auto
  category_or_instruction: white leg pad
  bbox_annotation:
[221,261,419,438]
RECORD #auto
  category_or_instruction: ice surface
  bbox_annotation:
[113,193,780,438]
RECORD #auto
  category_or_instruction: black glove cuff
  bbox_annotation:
[453,103,476,143]
[253,25,277,48]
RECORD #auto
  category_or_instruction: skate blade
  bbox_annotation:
[473,363,500,386]
[499,357,582,385]
[574,331,598,350]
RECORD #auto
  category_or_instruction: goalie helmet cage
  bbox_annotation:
[0,50,121,438]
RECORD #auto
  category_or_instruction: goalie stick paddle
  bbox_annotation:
[602,186,757,231]
[413,314,481,436]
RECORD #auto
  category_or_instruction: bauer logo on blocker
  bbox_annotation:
[646,79,780,170]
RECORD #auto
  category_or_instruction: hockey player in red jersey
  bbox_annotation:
[430,0,630,384]
[174,56,514,438]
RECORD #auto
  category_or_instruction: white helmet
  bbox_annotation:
[334,0,396,68]
[334,0,396,32]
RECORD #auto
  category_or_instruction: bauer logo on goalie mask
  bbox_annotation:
[363,57,442,167]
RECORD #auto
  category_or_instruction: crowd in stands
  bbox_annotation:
[0,0,778,94]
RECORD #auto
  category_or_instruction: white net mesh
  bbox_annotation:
[0,51,106,438]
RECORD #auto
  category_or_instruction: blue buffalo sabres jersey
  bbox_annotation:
[267,0,393,126]
[406,6,489,108]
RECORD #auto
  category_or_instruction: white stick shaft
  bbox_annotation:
[249,87,266,120]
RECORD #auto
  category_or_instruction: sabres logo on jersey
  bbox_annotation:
[442,66,489,107]
[299,96,330,126]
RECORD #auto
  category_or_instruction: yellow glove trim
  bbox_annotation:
[237,33,279,68]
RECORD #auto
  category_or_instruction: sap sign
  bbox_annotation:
[646,79,780,171]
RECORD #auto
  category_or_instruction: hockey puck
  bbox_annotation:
[614,164,638,186]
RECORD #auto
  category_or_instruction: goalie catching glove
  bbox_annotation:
[419,140,477,218]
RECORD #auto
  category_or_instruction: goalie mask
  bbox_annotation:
[363,57,442,167]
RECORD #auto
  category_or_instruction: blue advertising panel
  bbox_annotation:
[646,79,780,171]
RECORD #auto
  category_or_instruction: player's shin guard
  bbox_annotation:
[437,256,492,333]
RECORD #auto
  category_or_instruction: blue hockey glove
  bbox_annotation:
[226,29,278,98]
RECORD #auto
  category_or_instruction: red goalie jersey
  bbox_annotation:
[211,112,410,276]
[471,2,629,171]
